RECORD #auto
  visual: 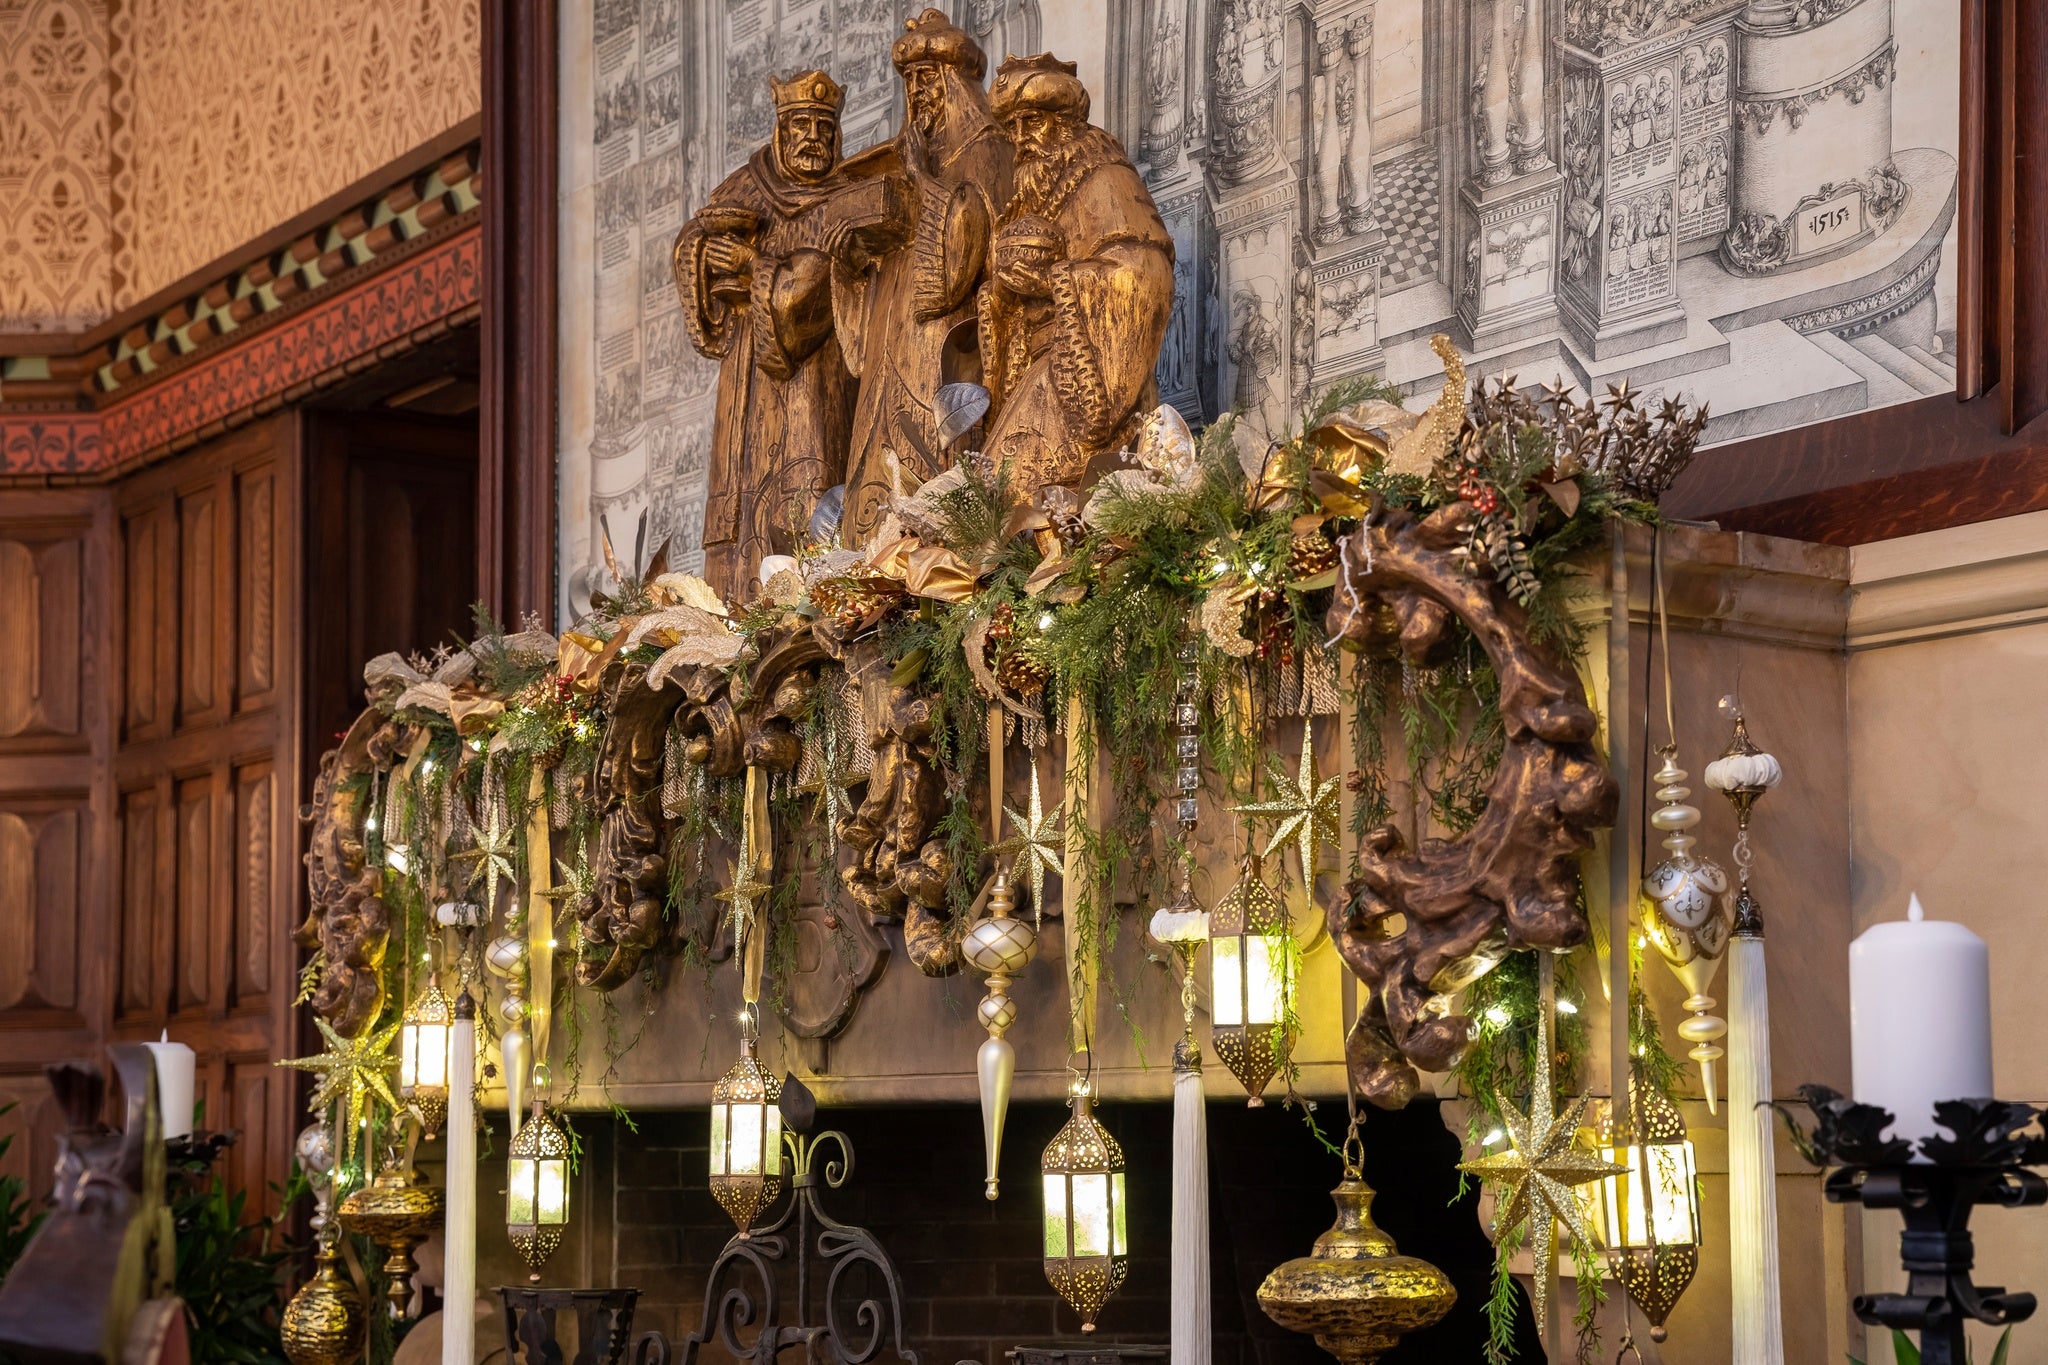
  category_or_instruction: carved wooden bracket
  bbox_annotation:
[295,708,398,1038]
[1325,503,1619,1108]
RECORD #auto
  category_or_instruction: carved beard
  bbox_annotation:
[1010,120,1125,220]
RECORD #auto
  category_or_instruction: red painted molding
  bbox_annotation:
[0,226,480,481]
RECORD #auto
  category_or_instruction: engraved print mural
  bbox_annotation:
[557,0,1959,617]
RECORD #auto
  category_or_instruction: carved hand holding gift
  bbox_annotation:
[1325,503,1619,1108]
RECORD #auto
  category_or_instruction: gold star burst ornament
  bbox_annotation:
[1231,726,1340,887]
[1457,1003,1627,1329]
[277,1017,402,1163]
[991,762,1064,926]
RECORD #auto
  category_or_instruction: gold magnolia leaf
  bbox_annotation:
[1540,479,1583,517]
[647,632,746,689]
[1387,335,1467,478]
[650,572,730,616]
[623,604,728,649]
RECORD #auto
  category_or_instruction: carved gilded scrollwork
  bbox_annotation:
[297,709,397,1037]
[1325,503,1619,1108]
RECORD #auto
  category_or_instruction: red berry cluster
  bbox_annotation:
[1457,473,1502,517]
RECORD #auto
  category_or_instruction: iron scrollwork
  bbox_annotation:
[633,1080,919,1365]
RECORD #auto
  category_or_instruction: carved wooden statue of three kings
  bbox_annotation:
[671,9,1178,596]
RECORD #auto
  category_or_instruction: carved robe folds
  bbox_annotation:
[675,148,858,597]
[979,150,1176,492]
[836,127,1014,544]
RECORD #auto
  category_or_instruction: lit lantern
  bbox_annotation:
[1585,1080,1701,1342]
[505,1100,571,1282]
[1040,1081,1128,1332]
[1209,853,1293,1105]
[398,972,451,1138]
[709,1036,784,1235]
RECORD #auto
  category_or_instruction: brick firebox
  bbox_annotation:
[462,1099,1536,1364]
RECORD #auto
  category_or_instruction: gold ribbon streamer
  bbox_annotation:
[740,765,770,1008]
[524,769,554,1081]
[1061,696,1098,1065]
[987,701,1005,845]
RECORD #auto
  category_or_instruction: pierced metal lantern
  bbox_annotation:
[506,1100,571,1281]
[1209,852,1294,1105]
[1041,1082,1129,1332]
[709,1036,784,1235]
[399,972,451,1138]
[1587,1080,1700,1342]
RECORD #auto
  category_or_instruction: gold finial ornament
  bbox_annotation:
[337,1164,445,1317]
[1257,1154,1457,1365]
[281,1243,366,1365]
[1040,1082,1129,1331]
[962,868,1037,1200]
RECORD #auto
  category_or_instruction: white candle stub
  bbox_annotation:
[1849,893,1993,1150]
[143,1029,197,1141]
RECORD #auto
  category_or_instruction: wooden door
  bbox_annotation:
[110,415,304,1212]
[0,488,114,1203]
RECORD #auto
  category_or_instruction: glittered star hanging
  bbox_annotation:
[795,727,859,857]
[1231,724,1340,888]
[991,762,1064,926]
[452,802,517,920]
[537,843,598,909]
[276,1017,402,1164]
[1457,1004,1627,1329]
[714,813,774,941]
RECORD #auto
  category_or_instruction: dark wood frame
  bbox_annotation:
[1669,0,2048,544]
[479,0,560,623]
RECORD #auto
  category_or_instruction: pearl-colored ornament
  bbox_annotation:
[485,935,527,977]
[1641,747,1733,1112]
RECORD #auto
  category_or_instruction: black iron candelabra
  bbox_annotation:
[1778,1086,2048,1365]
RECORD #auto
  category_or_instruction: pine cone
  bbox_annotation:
[1288,530,1337,577]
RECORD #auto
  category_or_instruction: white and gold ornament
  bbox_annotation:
[1641,746,1733,1111]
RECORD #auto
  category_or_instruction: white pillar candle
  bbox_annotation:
[1849,893,1994,1148]
[144,1031,196,1141]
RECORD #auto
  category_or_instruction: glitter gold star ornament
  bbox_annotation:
[715,809,774,939]
[1231,725,1340,888]
[278,1018,403,1162]
[452,803,517,919]
[1456,995,1627,1329]
[991,762,1065,926]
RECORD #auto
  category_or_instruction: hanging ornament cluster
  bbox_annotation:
[1641,745,1733,1110]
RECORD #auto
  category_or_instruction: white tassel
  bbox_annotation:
[443,1000,477,1365]
[1727,933,1784,1365]
[1171,1056,1212,1365]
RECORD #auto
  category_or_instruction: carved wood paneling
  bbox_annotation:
[236,468,275,708]
[224,1057,277,1213]
[0,527,83,744]
[0,801,84,1023]
[120,502,171,741]
[117,784,158,1018]
[173,776,212,1013]
[177,487,221,724]
[232,763,273,1005]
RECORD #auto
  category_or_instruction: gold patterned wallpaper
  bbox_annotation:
[0,0,479,336]
[0,0,113,334]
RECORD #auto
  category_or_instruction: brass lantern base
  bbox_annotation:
[282,1245,366,1365]
[710,1172,784,1238]
[1258,1176,1455,1365]
[338,1170,445,1316]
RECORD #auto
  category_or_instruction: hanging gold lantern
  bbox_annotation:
[1584,1080,1701,1342]
[709,1032,784,1235]
[505,1099,572,1281]
[1209,852,1294,1105]
[398,971,452,1138]
[1040,1081,1129,1331]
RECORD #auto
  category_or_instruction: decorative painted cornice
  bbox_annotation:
[0,144,482,482]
